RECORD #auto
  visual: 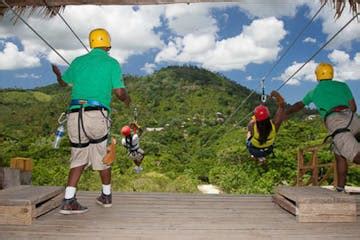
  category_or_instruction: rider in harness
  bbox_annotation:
[284,62,360,193]
[121,125,144,173]
[246,91,285,164]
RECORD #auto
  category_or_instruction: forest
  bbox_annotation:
[1,66,359,193]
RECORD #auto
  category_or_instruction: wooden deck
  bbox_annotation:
[0,192,359,239]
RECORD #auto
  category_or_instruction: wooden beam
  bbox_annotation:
[2,0,236,8]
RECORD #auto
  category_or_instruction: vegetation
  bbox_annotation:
[1,66,359,194]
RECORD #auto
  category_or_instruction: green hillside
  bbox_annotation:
[1,66,359,193]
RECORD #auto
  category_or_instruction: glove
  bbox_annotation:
[102,138,117,165]
[270,91,285,108]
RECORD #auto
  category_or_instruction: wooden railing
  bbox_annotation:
[296,144,337,187]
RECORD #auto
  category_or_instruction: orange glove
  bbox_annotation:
[270,90,285,108]
[102,138,117,165]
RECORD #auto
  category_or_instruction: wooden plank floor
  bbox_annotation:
[0,192,359,240]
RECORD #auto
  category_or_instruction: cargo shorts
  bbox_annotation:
[67,109,111,170]
[325,109,360,162]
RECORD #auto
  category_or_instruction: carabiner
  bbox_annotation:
[57,112,67,125]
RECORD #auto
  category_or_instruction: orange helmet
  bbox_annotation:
[121,125,131,136]
[254,105,270,122]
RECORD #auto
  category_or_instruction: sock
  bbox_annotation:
[64,186,76,199]
[102,184,111,195]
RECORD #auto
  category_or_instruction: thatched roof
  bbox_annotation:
[0,0,359,18]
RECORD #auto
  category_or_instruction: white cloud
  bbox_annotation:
[246,76,253,81]
[0,5,164,68]
[306,2,360,49]
[15,73,41,79]
[164,3,220,36]
[156,17,287,71]
[0,42,41,70]
[303,37,317,44]
[237,0,308,18]
[328,50,360,81]
[141,62,157,74]
[277,50,360,86]
[276,60,318,85]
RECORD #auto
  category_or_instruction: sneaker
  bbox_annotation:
[258,157,266,164]
[96,192,112,207]
[59,198,88,215]
[336,186,347,193]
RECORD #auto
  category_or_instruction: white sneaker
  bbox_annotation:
[258,157,266,163]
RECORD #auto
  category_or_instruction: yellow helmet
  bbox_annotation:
[89,28,111,49]
[315,63,333,81]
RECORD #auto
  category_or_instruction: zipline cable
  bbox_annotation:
[276,13,359,91]
[216,1,328,130]
[236,12,360,127]
[1,0,70,66]
[261,0,328,83]
[42,0,90,53]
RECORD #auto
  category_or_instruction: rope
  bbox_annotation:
[42,0,90,53]
[276,13,360,91]
[1,0,70,66]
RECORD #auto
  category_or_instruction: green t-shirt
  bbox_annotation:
[302,80,353,119]
[62,48,124,110]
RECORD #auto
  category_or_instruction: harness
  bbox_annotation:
[251,120,276,148]
[68,99,110,148]
[323,106,353,144]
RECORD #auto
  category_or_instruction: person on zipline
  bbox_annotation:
[246,91,285,163]
[284,62,360,193]
[52,28,130,214]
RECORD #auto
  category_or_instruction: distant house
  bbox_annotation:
[305,115,318,121]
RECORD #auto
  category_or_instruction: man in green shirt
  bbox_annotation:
[52,28,130,214]
[285,63,360,192]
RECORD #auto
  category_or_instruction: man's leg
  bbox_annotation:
[99,167,111,185]
[353,152,360,164]
[67,164,86,187]
[97,167,112,207]
[60,164,88,215]
[335,154,348,190]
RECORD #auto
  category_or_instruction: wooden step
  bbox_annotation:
[272,186,356,223]
[0,185,64,225]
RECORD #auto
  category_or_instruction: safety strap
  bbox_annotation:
[69,101,110,148]
[70,134,108,148]
[323,110,354,144]
[125,136,139,153]
[70,99,106,109]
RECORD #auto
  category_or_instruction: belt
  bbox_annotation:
[69,106,107,113]
[324,105,349,120]
[332,106,349,112]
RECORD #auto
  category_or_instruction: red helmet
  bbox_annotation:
[254,105,270,121]
[121,125,131,136]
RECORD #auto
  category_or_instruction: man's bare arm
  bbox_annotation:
[51,64,68,87]
[285,101,305,117]
[349,99,357,113]
[114,88,131,107]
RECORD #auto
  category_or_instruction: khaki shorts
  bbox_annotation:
[67,110,111,170]
[325,110,360,162]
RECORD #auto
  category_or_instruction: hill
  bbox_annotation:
[0,66,359,193]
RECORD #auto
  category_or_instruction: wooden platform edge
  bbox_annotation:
[34,191,64,218]
[272,193,296,215]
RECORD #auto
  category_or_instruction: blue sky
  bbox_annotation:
[0,1,359,105]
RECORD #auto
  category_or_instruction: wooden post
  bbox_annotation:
[297,149,304,186]
[10,157,32,185]
[311,149,319,186]
[0,167,20,189]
